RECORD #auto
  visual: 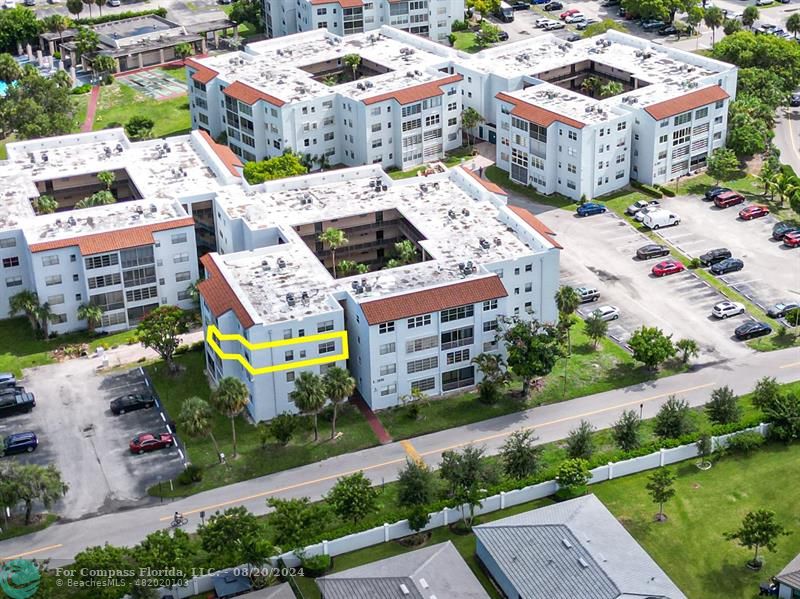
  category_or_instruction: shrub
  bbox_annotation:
[659,186,676,197]
[688,257,702,269]
[724,431,765,455]
[448,33,457,46]
[70,84,92,95]
[630,180,663,198]
[177,464,203,485]
[654,396,694,439]
[300,553,332,576]
[451,19,468,31]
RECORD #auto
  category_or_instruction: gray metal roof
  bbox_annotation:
[316,541,489,599]
[244,582,297,599]
[777,552,800,589]
[473,494,687,599]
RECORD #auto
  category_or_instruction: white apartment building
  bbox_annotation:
[264,0,463,44]
[198,165,561,420]
[0,129,242,334]
[187,28,737,201]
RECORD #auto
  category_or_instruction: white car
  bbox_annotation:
[712,301,745,319]
[544,20,566,30]
[592,305,620,321]
[565,12,585,23]
[635,205,661,222]
[756,0,771,6]
[535,17,552,27]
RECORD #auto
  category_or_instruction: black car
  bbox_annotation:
[704,186,731,201]
[111,393,156,415]
[0,391,36,418]
[772,222,800,240]
[710,257,744,275]
[766,301,800,318]
[658,25,678,35]
[565,33,582,41]
[498,30,510,41]
[636,244,671,260]
[544,1,563,10]
[510,1,529,9]
[2,432,38,456]
[735,321,772,340]
[791,93,800,107]
[699,247,732,266]
[0,373,16,390]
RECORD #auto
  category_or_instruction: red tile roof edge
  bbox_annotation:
[461,166,507,195]
[186,59,218,84]
[28,218,196,255]
[360,276,508,325]
[643,85,729,121]
[496,92,585,130]
[310,0,362,5]
[198,254,256,329]
[224,80,286,107]
[198,129,243,178]
[509,205,563,250]
[363,74,463,106]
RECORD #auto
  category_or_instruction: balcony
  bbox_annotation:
[441,337,473,351]
[442,377,474,392]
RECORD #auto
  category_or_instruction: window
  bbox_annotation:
[402,103,421,118]
[407,356,438,374]
[441,326,473,350]
[446,349,470,365]
[89,273,121,289]
[525,264,532,272]
[407,315,431,329]
[380,384,397,396]
[567,163,576,174]
[524,282,532,292]
[568,130,577,141]
[317,320,334,333]
[695,107,709,119]
[440,305,473,322]
[658,150,667,160]
[441,365,475,391]
[173,253,189,264]
[285,350,294,361]
[41,255,59,267]
[0,238,16,248]
[100,311,127,327]
[615,170,625,180]
[286,371,295,383]
[411,377,435,392]
[126,286,158,302]
[715,100,724,109]
[175,271,191,282]
[52,313,68,324]
[47,294,64,305]
[674,112,692,126]
[406,335,438,353]
[283,329,292,340]
[5,276,22,287]
[123,266,156,288]
[448,117,457,127]
[379,363,396,376]
[45,275,62,286]
[425,114,440,127]
[85,254,119,270]
[127,303,158,325]
[617,122,627,131]
[120,247,154,269]
[672,126,691,146]
[402,118,421,132]
[529,123,547,143]
[2,257,19,268]
[379,321,395,333]
[379,342,396,355]
[483,299,497,311]
[658,134,668,144]
[319,341,336,354]
[90,290,125,312]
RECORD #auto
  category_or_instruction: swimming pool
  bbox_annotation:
[0,81,7,96]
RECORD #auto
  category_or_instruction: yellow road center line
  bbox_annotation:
[2,543,63,560]
[779,361,800,369]
[400,440,422,463]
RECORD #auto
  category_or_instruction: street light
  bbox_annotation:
[640,403,644,420]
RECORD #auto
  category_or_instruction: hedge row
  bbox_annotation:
[630,180,663,198]
[71,8,168,27]
[657,185,676,197]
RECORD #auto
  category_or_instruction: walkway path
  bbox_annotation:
[351,393,392,444]
[2,346,797,562]
[80,85,100,133]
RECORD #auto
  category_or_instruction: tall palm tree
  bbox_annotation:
[773,173,799,207]
[94,0,105,16]
[343,53,361,80]
[178,396,222,459]
[554,285,580,354]
[36,303,54,338]
[741,6,758,30]
[580,75,601,97]
[323,366,355,439]
[319,228,348,278]
[703,7,724,46]
[290,372,327,442]
[33,195,58,215]
[9,290,40,331]
[77,303,103,333]
[788,13,800,38]
[211,377,250,458]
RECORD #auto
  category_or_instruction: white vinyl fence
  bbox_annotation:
[159,423,768,598]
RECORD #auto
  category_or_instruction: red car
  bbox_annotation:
[714,191,746,208]
[738,205,770,220]
[560,8,578,19]
[784,231,800,248]
[130,432,174,454]
[652,259,685,277]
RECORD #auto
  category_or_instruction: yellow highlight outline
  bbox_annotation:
[206,324,349,376]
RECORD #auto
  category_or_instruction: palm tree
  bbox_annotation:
[599,81,623,98]
[0,54,22,84]
[580,75,601,97]
[742,6,758,30]
[32,195,58,215]
[323,366,355,439]
[9,290,40,331]
[788,13,800,38]
[97,170,115,191]
[174,42,194,64]
[290,372,327,442]
[343,53,361,80]
[319,228,348,278]
[338,260,358,277]
[554,286,580,354]
[460,107,485,150]
[36,303,54,338]
[355,263,370,275]
[81,0,93,17]
[91,55,116,80]
[66,0,83,18]
[178,396,222,459]
[211,377,250,458]
[41,15,72,49]
[703,7,724,45]
[394,240,418,265]
[773,173,799,207]
[94,0,105,16]
[317,152,331,171]
[77,303,103,333]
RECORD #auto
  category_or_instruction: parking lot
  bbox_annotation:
[653,195,800,319]
[537,208,755,360]
[0,359,184,520]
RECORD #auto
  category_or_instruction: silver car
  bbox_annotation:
[592,305,620,321]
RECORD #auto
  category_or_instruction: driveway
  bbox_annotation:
[536,209,755,360]
[653,195,800,315]
[0,360,184,521]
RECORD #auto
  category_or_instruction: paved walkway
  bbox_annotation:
[2,346,797,562]
[351,393,392,444]
[80,85,100,133]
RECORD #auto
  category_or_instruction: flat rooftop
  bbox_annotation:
[504,82,625,124]
[93,14,180,39]
[210,166,556,324]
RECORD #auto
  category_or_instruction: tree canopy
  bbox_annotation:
[0,7,39,54]
[243,152,308,184]
[0,65,75,140]
[136,305,190,373]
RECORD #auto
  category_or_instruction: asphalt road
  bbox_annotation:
[774,106,800,177]
[1,346,797,563]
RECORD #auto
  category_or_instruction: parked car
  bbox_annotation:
[756,0,772,6]
[641,19,666,30]
[699,247,732,266]
[560,7,578,18]
[565,12,585,23]
[652,259,685,277]
[544,20,566,29]
[510,1,529,8]
[712,300,745,319]
[111,393,156,415]
[0,390,35,419]
[636,243,670,260]
[766,302,800,318]
[544,1,563,10]
[576,18,598,29]
[714,191,746,208]
[532,0,549,4]
[0,373,16,389]
[2,432,38,456]
[704,186,731,201]
[129,432,175,455]
[565,32,582,41]
[576,286,600,303]
[791,93,800,107]
[23,0,34,6]
[738,205,770,220]
[576,202,607,216]
[658,25,678,35]
[772,222,800,240]
[498,30,510,40]
[592,305,620,321]
[626,199,659,216]
[601,0,619,4]
[535,17,552,26]
[107,0,120,5]
[734,321,772,340]
[634,205,662,222]
[710,257,744,275]
[641,210,680,230]
[784,231,800,247]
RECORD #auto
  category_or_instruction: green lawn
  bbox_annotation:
[92,83,191,138]
[452,31,480,53]
[0,513,58,542]
[146,351,381,497]
[159,65,188,83]
[484,165,573,208]
[378,320,687,440]
[0,317,139,377]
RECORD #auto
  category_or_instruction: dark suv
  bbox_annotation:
[704,186,731,201]
[0,373,16,389]
[3,432,38,456]
[0,390,36,418]
[772,222,800,241]
[699,248,732,266]
[111,393,156,415]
